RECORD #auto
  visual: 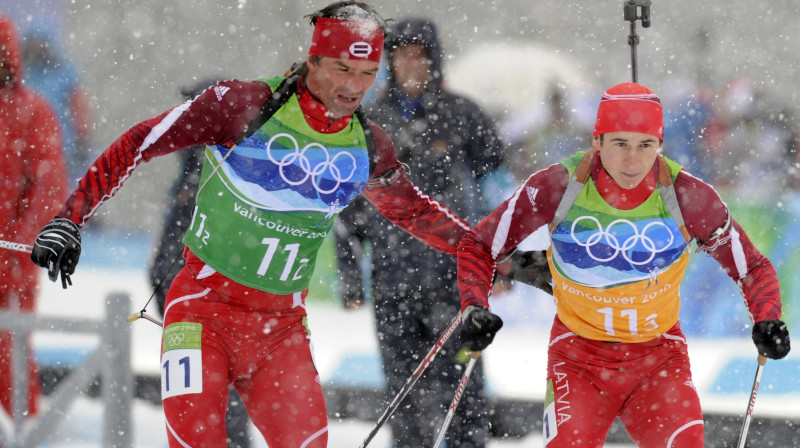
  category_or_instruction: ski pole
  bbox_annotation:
[737,354,767,448]
[0,239,164,327]
[360,312,462,448]
[432,351,481,448]
[0,239,32,253]
[623,0,651,83]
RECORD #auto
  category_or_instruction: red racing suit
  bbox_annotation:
[0,15,67,418]
[55,77,470,447]
[458,150,782,447]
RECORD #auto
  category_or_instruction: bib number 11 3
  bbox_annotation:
[596,307,658,336]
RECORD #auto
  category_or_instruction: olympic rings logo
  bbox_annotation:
[166,333,185,347]
[570,216,675,266]
[266,133,357,194]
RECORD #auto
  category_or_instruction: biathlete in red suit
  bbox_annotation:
[29,3,483,447]
[457,83,790,447]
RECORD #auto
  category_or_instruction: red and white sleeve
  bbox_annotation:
[58,80,269,227]
[676,170,782,323]
[459,164,568,309]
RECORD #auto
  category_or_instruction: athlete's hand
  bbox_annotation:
[30,217,82,289]
[752,320,790,360]
[460,305,503,351]
[501,249,552,295]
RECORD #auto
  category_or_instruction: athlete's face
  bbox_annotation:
[595,131,662,189]
[305,55,380,119]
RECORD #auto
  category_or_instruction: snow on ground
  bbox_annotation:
[31,396,636,448]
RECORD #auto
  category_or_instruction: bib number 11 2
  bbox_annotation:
[257,237,309,281]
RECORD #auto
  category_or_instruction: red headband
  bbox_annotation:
[594,83,663,140]
[309,17,384,62]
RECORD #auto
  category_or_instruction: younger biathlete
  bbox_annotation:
[457,82,791,447]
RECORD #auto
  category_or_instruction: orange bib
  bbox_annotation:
[550,248,689,342]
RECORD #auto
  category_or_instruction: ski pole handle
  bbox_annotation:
[0,239,33,253]
[432,351,481,448]
[126,311,164,327]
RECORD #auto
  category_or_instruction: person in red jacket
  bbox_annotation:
[457,83,791,447]
[0,14,67,419]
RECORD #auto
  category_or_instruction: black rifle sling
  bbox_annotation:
[354,106,378,175]
[235,73,300,146]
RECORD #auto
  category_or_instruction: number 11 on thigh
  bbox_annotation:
[161,322,204,399]
[162,348,203,398]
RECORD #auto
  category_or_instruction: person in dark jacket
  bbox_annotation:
[335,18,504,448]
[148,78,251,448]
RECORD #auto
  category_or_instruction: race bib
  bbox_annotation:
[161,322,203,399]
[543,378,558,444]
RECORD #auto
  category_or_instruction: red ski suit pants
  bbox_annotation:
[543,316,705,447]
[160,252,327,447]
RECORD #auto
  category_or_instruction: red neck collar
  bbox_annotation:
[296,77,352,133]
[595,162,657,210]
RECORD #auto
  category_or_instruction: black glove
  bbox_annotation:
[505,249,553,294]
[752,320,791,360]
[30,217,82,289]
[460,305,504,352]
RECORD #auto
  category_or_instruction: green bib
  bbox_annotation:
[183,77,371,294]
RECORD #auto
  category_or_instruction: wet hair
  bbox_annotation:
[305,1,389,32]
[289,1,390,77]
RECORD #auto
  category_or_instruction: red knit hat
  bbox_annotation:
[593,83,663,140]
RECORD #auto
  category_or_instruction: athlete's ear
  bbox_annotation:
[592,135,602,150]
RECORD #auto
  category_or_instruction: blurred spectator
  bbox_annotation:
[335,18,504,448]
[148,79,210,319]
[661,78,715,182]
[148,78,251,448]
[0,14,67,422]
[20,16,93,186]
[360,62,389,108]
[524,87,590,173]
[783,110,800,191]
[706,76,798,197]
[501,85,592,183]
